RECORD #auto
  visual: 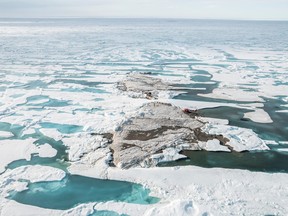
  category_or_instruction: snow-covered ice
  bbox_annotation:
[201,124,269,152]
[0,139,57,173]
[0,19,287,216]
[243,109,273,123]
[0,131,13,139]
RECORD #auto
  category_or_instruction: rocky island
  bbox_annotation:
[84,74,269,170]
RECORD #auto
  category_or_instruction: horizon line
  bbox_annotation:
[0,16,288,22]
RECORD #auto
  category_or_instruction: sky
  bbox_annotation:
[0,0,288,20]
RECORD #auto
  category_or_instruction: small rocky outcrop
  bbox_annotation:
[117,74,171,99]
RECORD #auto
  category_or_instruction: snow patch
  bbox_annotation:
[144,200,199,216]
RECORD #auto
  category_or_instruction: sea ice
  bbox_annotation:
[144,200,199,216]
[198,139,230,152]
[243,109,273,123]
[0,165,66,216]
[0,131,13,138]
[201,124,269,152]
[0,139,57,173]
[37,144,57,158]
[1,20,287,216]
[39,128,63,141]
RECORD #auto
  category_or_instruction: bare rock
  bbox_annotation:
[106,75,269,169]
[110,102,214,168]
[117,74,170,99]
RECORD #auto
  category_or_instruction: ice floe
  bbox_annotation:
[201,124,269,152]
[37,144,57,158]
[243,109,273,123]
[198,139,230,152]
[0,131,13,139]
[0,139,57,173]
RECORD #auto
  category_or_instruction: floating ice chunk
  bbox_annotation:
[39,128,63,141]
[264,140,278,145]
[0,131,13,138]
[27,98,50,105]
[21,128,36,136]
[276,110,288,113]
[202,124,269,152]
[157,90,184,99]
[239,103,264,108]
[277,148,288,152]
[37,144,57,158]
[197,117,229,125]
[243,109,273,123]
[0,138,59,173]
[0,138,36,173]
[163,98,241,110]
[199,88,265,102]
[198,139,231,152]
[150,147,187,165]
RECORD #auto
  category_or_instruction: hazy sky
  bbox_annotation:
[0,0,288,20]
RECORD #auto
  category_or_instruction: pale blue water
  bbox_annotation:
[8,175,159,210]
[39,122,83,134]
[0,18,288,211]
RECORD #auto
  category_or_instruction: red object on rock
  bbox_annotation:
[183,108,192,113]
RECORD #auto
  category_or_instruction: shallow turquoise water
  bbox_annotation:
[0,122,25,139]
[25,95,71,107]
[2,123,69,171]
[8,175,159,210]
[39,122,83,134]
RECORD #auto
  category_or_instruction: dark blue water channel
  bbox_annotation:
[164,83,288,172]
